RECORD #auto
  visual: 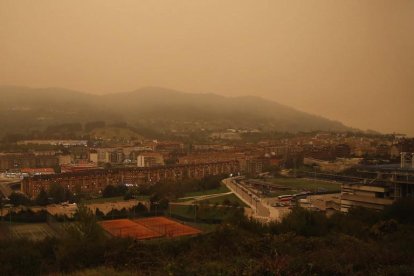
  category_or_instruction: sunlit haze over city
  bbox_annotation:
[0,1,413,275]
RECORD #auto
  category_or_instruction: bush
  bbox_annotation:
[278,207,329,237]
[35,189,49,206]
[383,198,414,224]
[9,192,32,206]
[102,184,128,198]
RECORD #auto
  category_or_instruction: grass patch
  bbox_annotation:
[175,197,195,203]
[170,204,241,222]
[185,221,218,233]
[7,223,57,241]
[196,194,247,207]
[183,184,229,197]
[265,177,341,196]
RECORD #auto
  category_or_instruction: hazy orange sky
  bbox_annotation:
[1,0,413,135]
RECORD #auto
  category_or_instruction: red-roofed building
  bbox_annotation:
[61,163,98,173]
[21,168,55,176]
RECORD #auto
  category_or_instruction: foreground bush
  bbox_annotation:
[0,199,414,275]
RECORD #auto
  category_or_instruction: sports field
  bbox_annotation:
[99,219,162,239]
[8,223,57,241]
[99,217,201,239]
[182,184,230,198]
[169,204,242,222]
[197,193,247,206]
[134,217,201,237]
[266,177,341,196]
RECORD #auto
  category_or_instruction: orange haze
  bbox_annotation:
[1,0,413,135]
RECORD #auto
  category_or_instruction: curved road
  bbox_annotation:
[0,177,21,198]
[222,177,290,222]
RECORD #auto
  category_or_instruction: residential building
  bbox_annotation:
[137,152,165,167]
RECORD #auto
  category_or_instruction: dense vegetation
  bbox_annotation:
[1,199,414,275]
[3,175,226,210]
[4,183,75,207]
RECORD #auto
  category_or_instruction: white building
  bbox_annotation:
[137,152,164,167]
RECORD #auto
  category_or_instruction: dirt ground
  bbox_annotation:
[134,216,201,237]
[305,193,341,211]
[100,217,201,240]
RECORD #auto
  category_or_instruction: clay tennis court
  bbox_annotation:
[134,216,201,237]
[99,219,162,239]
[99,217,201,239]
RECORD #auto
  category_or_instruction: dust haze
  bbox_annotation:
[1,0,413,134]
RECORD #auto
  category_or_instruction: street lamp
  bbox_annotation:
[153,201,160,216]
[9,205,12,226]
[255,198,259,214]
[313,165,318,183]
[111,203,114,220]
[0,196,3,222]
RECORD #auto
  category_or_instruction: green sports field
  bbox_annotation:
[265,177,341,196]
[7,223,57,241]
[182,184,230,198]
[170,202,242,222]
[196,193,247,207]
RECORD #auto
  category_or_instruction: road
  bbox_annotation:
[0,177,21,198]
[223,178,290,222]
[178,192,233,203]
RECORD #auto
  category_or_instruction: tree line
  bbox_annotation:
[1,198,414,275]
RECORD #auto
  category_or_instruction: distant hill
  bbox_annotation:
[0,86,354,138]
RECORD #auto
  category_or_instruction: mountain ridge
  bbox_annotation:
[0,85,356,137]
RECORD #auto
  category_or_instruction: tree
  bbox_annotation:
[35,188,49,206]
[102,184,127,198]
[48,183,66,204]
[278,207,328,237]
[0,195,6,219]
[64,189,75,203]
[102,185,116,198]
[115,184,128,196]
[131,202,148,213]
[52,164,61,174]
[94,208,105,219]
[123,190,133,200]
[9,192,31,206]
[57,205,106,271]
[383,198,414,224]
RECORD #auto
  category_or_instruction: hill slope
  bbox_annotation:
[0,86,352,137]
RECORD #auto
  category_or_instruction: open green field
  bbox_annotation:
[184,221,218,233]
[266,177,341,196]
[196,194,247,207]
[170,204,241,222]
[182,184,229,198]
